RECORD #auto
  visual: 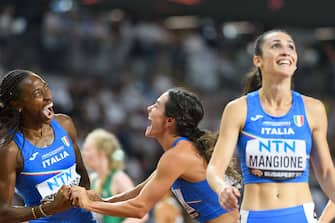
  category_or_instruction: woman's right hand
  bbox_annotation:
[46,185,73,214]
[218,185,240,211]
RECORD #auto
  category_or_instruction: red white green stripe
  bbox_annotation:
[21,169,63,176]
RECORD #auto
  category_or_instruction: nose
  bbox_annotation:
[43,88,52,101]
[147,104,153,112]
[280,48,290,57]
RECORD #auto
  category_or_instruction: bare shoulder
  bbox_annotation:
[54,114,77,139]
[55,114,74,128]
[0,140,21,169]
[221,96,247,127]
[224,96,247,114]
[159,141,195,169]
[301,95,327,130]
[301,95,325,114]
[0,141,20,157]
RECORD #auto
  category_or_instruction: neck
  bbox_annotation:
[156,133,180,151]
[259,82,292,107]
[20,124,44,138]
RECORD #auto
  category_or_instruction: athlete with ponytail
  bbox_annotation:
[71,88,240,223]
[207,30,335,223]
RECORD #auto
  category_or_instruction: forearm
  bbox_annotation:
[317,168,335,203]
[105,186,143,203]
[86,199,148,219]
[206,165,227,194]
[105,179,149,203]
[0,204,51,222]
[319,200,335,223]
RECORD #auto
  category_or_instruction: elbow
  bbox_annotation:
[206,165,215,186]
[133,210,146,219]
[132,203,150,219]
[130,207,148,219]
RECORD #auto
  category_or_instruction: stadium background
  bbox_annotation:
[1,0,335,222]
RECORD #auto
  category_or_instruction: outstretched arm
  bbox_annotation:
[71,149,188,218]
[206,98,246,211]
[105,171,156,203]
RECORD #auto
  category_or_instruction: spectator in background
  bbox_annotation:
[82,128,147,223]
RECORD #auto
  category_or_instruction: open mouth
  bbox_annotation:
[277,58,291,65]
[42,102,54,119]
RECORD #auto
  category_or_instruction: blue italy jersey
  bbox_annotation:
[237,91,312,184]
[171,137,228,222]
[14,118,95,223]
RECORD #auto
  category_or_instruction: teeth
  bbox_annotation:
[46,102,53,109]
[278,59,290,65]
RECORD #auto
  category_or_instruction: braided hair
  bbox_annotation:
[165,88,241,182]
[0,69,30,148]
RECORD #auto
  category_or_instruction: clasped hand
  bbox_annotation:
[55,185,94,209]
[218,185,240,211]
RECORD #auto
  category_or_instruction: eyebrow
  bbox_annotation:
[271,39,294,44]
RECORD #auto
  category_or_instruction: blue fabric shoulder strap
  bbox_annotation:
[172,137,189,147]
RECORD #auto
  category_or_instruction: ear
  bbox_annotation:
[166,117,176,128]
[253,55,262,68]
[10,100,22,112]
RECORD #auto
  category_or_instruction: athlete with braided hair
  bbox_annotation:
[0,69,96,222]
[70,88,240,223]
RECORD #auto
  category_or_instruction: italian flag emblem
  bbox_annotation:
[293,115,304,127]
[61,136,70,147]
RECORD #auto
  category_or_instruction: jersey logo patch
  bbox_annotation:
[29,152,39,161]
[61,136,70,147]
[293,115,304,127]
[250,115,263,121]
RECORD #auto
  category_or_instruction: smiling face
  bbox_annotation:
[82,138,103,171]
[14,72,54,124]
[253,31,298,80]
[145,92,171,138]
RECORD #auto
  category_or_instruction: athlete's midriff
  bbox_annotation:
[242,182,313,210]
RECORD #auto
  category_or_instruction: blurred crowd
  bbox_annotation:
[1,3,335,220]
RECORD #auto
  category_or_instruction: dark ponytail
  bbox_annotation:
[243,67,262,95]
[165,88,241,182]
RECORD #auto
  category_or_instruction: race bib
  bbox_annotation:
[246,138,307,179]
[36,164,81,200]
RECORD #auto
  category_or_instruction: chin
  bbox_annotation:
[144,130,153,138]
[145,127,157,138]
